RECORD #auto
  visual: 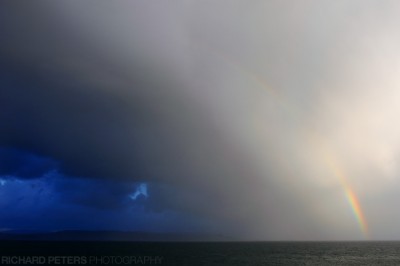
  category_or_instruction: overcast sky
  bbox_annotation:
[1,1,400,240]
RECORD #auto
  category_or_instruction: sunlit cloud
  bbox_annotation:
[129,183,148,201]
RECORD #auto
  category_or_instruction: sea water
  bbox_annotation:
[162,241,400,265]
[1,241,400,265]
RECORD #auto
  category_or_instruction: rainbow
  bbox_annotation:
[316,137,369,238]
[207,44,369,238]
[345,187,369,237]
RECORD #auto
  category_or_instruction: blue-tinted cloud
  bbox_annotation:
[0,148,58,179]
[0,174,207,233]
[129,183,148,201]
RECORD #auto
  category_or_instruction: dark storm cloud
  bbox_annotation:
[52,176,136,210]
[5,0,397,241]
[0,177,201,233]
[0,1,309,239]
[0,1,217,183]
[0,148,57,179]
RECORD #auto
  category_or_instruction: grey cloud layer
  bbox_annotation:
[2,1,400,240]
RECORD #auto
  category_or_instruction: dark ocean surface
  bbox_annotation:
[1,241,400,265]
